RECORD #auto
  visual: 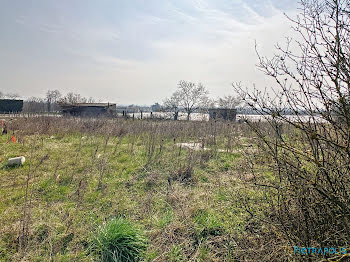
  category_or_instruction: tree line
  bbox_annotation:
[1,83,242,117]
[0,90,95,113]
[163,80,241,120]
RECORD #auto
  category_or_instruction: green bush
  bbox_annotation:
[91,217,148,262]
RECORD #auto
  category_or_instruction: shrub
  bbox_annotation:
[90,217,148,262]
[234,0,350,259]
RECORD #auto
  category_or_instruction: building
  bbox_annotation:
[0,99,24,113]
[59,103,116,117]
[209,108,237,121]
[151,103,161,112]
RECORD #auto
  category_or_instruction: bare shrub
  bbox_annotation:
[235,0,350,260]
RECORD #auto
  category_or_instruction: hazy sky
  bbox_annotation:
[0,0,298,105]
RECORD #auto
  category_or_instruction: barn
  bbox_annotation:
[59,103,116,117]
[208,108,237,121]
[0,99,24,113]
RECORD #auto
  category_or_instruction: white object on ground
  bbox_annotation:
[7,156,26,166]
[176,142,227,152]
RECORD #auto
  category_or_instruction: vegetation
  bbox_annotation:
[0,117,259,261]
[1,1,349,261]
[234,0,350,260]
[90,217,148,262]
[163,81,211,121]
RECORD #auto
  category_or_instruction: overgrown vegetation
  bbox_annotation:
[2,106,348,261]
[0,117,258,261]
[1,1,349,261]
[234,0,350,261]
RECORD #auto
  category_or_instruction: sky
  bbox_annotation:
[0,0,299,105]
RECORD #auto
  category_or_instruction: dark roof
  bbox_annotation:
[74,103,115,107]
[60,103,115,108]
[209,108,237,111]
[0,99,24,102]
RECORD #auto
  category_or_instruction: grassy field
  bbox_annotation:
[0,117,283,262]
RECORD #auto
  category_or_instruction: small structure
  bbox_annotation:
[151,103,161,112]
[59,103,116,117]
[209,108,237,121]
[0,99,23,113]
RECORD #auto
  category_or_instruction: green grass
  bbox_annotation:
[0,119,267,261]
[166,245,185,262]
[193,209,225,238]
[90,217,148,262]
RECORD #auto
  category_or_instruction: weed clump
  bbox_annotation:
[90,217,148,262]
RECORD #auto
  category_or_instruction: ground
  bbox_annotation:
[0,117,284,262]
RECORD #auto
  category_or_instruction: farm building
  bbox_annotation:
[59,103,116,117]
[0,99,24,113]
[209,108,237,121]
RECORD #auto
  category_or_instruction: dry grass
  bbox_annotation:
[0,116,303,261]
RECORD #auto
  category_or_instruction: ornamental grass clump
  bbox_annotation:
[91,217,148,262]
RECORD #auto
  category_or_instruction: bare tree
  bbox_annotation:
[58,92,87,105]
[5,93,20,99]
[163,92,181,120]
[217,95,241,109]
[234,0,350,259]
[23,97,46,113]
[87,97,95,103]
[0,91,20,99]
[46,90,62,112]
[173,80,210,120]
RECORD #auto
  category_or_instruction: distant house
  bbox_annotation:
[209,108,237,121]
[0,99,24,113]
[151,103,161,112]
[59,103,116,117]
